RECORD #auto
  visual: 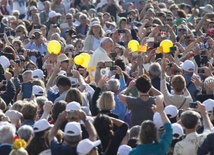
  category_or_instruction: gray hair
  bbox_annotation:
[17,125,34,143]
[22,70,33,81]
[129,125,141,139]
[0,124,16,143]
[149,62,161,78]
[107,79,120,92]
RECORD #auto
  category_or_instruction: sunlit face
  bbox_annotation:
[13,43,20,50]
[92,26,101,35]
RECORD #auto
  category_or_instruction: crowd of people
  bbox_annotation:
[0,0,214,155]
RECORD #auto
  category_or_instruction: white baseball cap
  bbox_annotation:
[0,56,10,72]
[33,119,52,133]
[5,110,23,121]
[153,112,163,130]
[180,60,195,72]
[118,145,132,155]
[164,105,178,118]
[64,122,82,136]
[33,85,44,96]
[66,101,81,111]
[203,99,214,112]
[49,11,61,18]
[32,69,45,79]
[172,123,184,140]
[77,139,101,155]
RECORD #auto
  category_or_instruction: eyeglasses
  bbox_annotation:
[166,19,173,21]
[178,29,187,32]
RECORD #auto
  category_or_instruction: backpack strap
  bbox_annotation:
[178,98,186,109]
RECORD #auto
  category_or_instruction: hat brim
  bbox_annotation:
[92,140,101,147]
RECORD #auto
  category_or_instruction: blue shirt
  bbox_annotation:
[183,73,197,101]
[129,123,173,155]
[112,77,127,120]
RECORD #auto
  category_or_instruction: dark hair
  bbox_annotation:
[136,75,152,93]
[180,110,199,129]
[21,103,37,120]
[51,100,66,122]
[115,59,125,71]
[56,76,71,87]
[177,10,187,18]
[26,130,49,155]
[93,114,114,145]
[139,120,158,144]
[3,46,16,60]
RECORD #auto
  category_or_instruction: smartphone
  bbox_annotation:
[160,25,166,31]
[67,110,78,118]
[147,37,154,42]
[189,102,197,108]
[110,66,117,71]
[170,46,177,52]
[22,82,33,99]
[198,68,204,73]
[167,63,172,67]
[2,80,6,85]
[178,109,183,118]
[201,55,208,64]
[104,61,114,67]
[118,29,126,33]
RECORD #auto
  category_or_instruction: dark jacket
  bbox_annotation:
[0,79,16,105]
[75,24,89,36]
[0,144,12,155]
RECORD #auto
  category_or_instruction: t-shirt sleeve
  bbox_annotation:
[51,139,60,153]
[126,96,137,110]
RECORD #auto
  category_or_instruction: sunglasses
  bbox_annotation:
[67,17,71,20]
[178,29,187,32]
[16,30,21,33]
[166,19,173,21]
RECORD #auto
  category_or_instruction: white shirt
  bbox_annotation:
[92,36,101,51]
[12,1,26,15]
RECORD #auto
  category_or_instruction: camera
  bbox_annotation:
[189,102,197,108]
[118,29,125,33]
[104,61,114,67]
[170,46,177,52]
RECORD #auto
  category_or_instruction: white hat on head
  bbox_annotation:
[199,4,213,13]
[57,54,69,63]
[66,101,81,111]
[30,6,38,11]
[68,77,79,86]
[90,21,100,27]
[64,122,82,136]
[172,123,184,140]
[33,85,44,96]
[180,60,195,72]
[49,11,61,18]
[57,70,67,76]
[32,69,45,79]
[77,139,101,155]
[0,56,10,72]
[118,145,132,155]
[164,105,178,118]
[100,37,110,44]
[153,112,163,130]
[33,119,51,133]
[5,110,23,121]
[203,99,214,112]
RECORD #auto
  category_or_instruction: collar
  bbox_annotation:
[185,132,198,140]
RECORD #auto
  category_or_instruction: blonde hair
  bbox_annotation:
[97,91,115,111]
[87,25,105,37]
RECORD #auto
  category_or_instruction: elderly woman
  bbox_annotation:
[82,20,104,52]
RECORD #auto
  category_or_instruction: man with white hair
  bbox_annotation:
[75,14,89,36]
[0,123,16,155]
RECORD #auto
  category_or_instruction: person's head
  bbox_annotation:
[51,100,66,122]
[114,45,125,56]
[0,123,16,144]
[13,40,23,51]
[171,75,185,93]
[32,13,40,25]
[77,139,100,155]
[16,25,28,37]
[136,75,152,93]
[11,100,24,112]
[93,114,114,140]
[0,97,6,112]
[129,125,140,139]
[22,70,33,83]
[13,10,20,20]
[65,88,83,105]
[64,122,82,145]
[177,10,187,18]
[180,110,200,130]
[66,13,73,25]
[107,79,120,93]
[204,76,214,94]
[49,11,61,23]
[57,54,70,71]
[56,76,71,93]
[149,62,161,78]
[40,25,47,37]
[119,17,127,29]
[17,125,34,144]
[139,120,158,144]
[97,91,115,111]
[36,96,48,117]
[100,37,114,54]
[88,21,104,37]
[26,61,37,70]
[79,14,87,25]
[3,46,16,60]
[165,14,174,26]
[21,102,38,121]
[115,59,125,71]
[43,1,50,11]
